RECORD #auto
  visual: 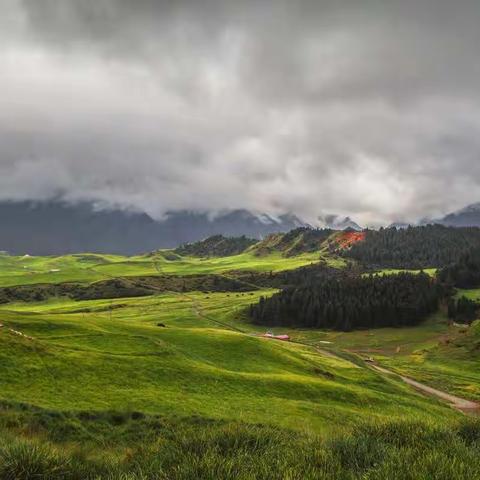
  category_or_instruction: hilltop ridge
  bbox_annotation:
[175,234,257,257]
[250,228,334,257]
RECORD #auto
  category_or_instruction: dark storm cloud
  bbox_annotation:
[1,0,480,224]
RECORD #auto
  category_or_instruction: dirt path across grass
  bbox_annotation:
[369,363,480,414]
[310,344,479,414]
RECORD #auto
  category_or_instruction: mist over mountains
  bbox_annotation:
[0,200,479,255]
[436,203,480,228]
[318,215,362,231]
[389,205,480,229]
[0,201,305,255]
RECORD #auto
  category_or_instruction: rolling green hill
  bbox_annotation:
[0,292,459,431]
[1,236,480,478]
[0,247,336,288]
[376,316,480,403]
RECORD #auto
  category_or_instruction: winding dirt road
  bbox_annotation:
[310,343,479,414]
[369,363,479,414]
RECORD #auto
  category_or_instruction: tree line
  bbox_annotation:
[437,246,480,324]
[249,272,439,331]
[343,225,480,268]
[447,296,479,324]
[437,246,480,289]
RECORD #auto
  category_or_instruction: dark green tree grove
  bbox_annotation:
[250,272,439,331]
[344,225,480,268]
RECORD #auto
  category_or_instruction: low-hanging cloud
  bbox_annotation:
[1,0,480,225]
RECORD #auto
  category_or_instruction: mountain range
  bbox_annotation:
[0,201,305,255]
[389,204,480,229]
[1,200,480,255]
[318,215,362,231]
[436,203,480,228]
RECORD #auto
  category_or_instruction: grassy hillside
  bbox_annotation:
[0,248,340,288]
[2,241,480,478]
[250,228,333,257]
[0,291,460,434]
[1,408,479,479]
[312,309,480,403]
[378,318,480,402]
[2,290,479,479]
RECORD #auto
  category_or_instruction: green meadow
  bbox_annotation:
[314,308,480,404]
[1,248,479,478]
[376,316,480,403]
[456,287,480,302]
[0,291,458,434]
[366,268,437,277]
[0,249,339,287]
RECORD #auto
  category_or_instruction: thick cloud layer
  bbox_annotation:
[1,0,480,225]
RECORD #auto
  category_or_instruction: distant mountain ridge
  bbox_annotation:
[3,199,480,256]
[0,201,307,255]
[385,203,480,229]
[437,203,480,228]
[319,214,362,231]
[388,222,412,229]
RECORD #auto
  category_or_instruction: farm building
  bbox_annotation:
[262,332,290,341]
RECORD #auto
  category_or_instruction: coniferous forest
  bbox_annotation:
[249,272,439,331]
[447,295,479,324]
[437,246,480,289]
[343,225,480,268]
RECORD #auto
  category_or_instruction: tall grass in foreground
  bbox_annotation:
[0,409,479,479]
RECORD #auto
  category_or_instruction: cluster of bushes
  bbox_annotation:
[344,225,480,268]
[250,272,439,331]
[1,402,479,479]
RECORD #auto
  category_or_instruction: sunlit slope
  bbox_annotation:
[0,292,458,433]
[0,253,112,286]
[308,309,480,404]
[0,249,337,287]
[379,317,480,402]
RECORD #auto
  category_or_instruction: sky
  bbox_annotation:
[1,0,480,226]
